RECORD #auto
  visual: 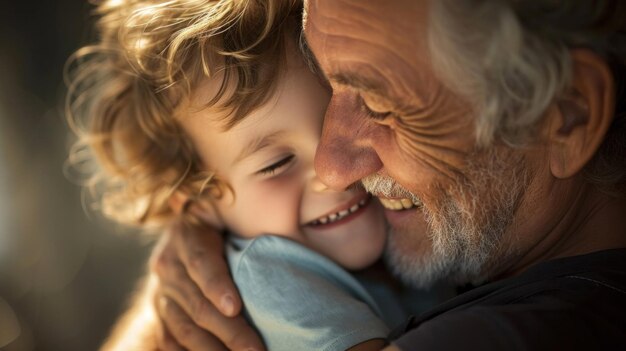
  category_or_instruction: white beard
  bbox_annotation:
[363,149,528,288]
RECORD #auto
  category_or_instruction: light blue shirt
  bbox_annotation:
[226,235,405,351]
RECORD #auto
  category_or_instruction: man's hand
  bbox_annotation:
[150,221,265,351]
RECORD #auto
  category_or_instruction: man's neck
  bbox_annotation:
[548,189,625,255]
[495,183,626,279]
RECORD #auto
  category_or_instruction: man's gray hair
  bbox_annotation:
[429,0,626,195]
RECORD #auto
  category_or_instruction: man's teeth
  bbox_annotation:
[379,198,419,211]
[309,199,367,226]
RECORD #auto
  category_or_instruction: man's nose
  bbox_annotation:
[314,93,383,191]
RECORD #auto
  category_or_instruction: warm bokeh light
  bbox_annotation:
[0,2,152,350]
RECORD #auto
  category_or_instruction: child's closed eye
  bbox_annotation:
[256,154,296,176]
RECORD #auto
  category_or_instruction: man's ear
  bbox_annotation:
[548,48,615,179]
[168,191,225,230]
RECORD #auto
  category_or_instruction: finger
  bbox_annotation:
[158,263,265,351]
[150,228,179,277]
[153,288,185,351]
[156,319,185,351]
[170,221,242,317]
[159,296,228,351]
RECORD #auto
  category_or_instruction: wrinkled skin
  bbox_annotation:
[134,1,625,350]
[305,0,624,287]
[150,221,264,351]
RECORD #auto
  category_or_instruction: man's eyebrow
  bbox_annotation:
[329,72,390,98]
[233,130,287,165]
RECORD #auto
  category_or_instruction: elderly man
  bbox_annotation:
[103,0,625,350]
[300,0,626,349]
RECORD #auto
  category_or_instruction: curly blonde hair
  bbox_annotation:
[66,0,302,228]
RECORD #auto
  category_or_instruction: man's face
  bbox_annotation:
[305,0,534,287]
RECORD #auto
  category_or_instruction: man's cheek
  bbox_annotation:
[372,133,448,195]
[390,115,477,190]
[392,91,476,179]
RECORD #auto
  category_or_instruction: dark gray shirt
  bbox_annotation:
[392,249,626,351]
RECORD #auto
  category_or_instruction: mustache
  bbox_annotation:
[361,174,422,205]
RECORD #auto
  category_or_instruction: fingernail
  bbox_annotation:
[221,294,235,315]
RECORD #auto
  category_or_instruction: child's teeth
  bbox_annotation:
[308,196,370,226]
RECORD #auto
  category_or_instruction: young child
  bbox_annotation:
[67,0,405,349]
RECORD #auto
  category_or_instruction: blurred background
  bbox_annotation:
[0,1,152,350]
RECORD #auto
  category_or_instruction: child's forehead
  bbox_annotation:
[178,39,310,130]
[182,68,287,127]
[182,63,320,129]
[175,71,237,127]
[189,71,234,111]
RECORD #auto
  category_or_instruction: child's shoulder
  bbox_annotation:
[226,234,338,276]
[224,234,393,351]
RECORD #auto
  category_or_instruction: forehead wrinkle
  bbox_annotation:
[309,0,396,38]
[305,2,436,112]
[310,28,429,110]
[306,1,424,65]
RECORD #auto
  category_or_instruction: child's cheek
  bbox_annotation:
[233,176,303,237]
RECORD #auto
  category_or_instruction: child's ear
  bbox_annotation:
[169,191,225,230]
[547,48,615,179]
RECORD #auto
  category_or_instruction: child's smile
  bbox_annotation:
[178,45,387,270]
[303,193,371,228]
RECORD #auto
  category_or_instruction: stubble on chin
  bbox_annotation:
[376,148,529,289]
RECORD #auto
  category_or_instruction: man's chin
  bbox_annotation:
[383,202,428,233]
[382,205,419,222]
[383,219,447,289]
[383,208,489,289]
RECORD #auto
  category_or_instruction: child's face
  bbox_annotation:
[180,56,387,270]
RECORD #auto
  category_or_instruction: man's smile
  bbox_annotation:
[378,197,421,211]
